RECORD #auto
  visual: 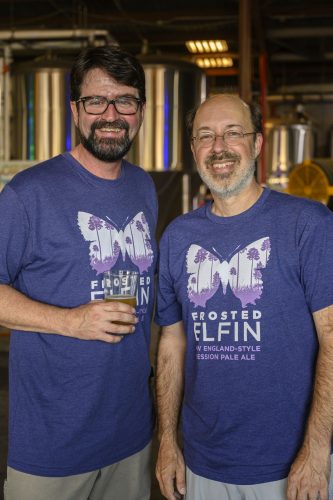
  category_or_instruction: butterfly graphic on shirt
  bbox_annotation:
[186,237,271,308]
[77,211,154,275]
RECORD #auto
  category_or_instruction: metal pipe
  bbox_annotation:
[0,29,111,41]
[239,0,252,102]
[259,52,267,184]
[267,93,333,102]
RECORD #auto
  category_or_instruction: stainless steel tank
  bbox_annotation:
[10,59,76,161]
[10,56,206,169]
[290,123,315,164]
[127,56,206,171]
[266,120,316,190]
[265,122,291,189]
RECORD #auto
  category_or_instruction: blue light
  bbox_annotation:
[163,86,169,170]
[65,72,72,151]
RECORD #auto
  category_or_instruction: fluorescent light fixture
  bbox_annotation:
[195,56,234,68]
[185,39,228,54]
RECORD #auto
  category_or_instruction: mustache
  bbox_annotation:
[91,119,129,133]
[205,151,241,166]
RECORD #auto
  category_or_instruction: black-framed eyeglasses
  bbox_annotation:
[192,127,256,147]
[76,95,142,115]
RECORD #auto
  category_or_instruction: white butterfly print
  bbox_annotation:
[186,237,271,308]
[77,211,154,275]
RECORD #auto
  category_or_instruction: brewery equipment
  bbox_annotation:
[10,55,206,172]
[288,158,333,209]
[265,122,291,189]
[128,56,206,171]
[10,58,76,161]
[265,106,316,190]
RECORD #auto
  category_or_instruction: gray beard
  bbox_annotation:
[198,160,256,199]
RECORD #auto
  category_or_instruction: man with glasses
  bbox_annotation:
[1,46,157,500]
[155,94,333,500]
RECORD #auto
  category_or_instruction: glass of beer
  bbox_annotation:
[103,269,139,326]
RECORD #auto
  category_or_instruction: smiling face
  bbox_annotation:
[191,95,263,199]
[70,68,144,163]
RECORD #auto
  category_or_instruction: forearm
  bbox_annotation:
[156,321,186,441]
[155,321,187,499]
[287,305,333,500]
[0,284,70,335]
[302,307,333,451]
[0,283,138,344]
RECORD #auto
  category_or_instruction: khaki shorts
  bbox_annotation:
[185,467,287,500]
[4,441,151,500]
[185,456,333,500]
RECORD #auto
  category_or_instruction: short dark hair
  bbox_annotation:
[186,94,263,138]
[70,45,146,103]
[248,101,263,135]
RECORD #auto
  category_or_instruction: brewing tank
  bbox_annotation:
[10,56,206,169]
[266,120,316,190]
[10,59,76,161]
[127,56,206,171]
[265,122,291,189]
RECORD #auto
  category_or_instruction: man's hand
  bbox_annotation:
[287,444,331,500]
[64,300,138,343]
[156,433,186,499]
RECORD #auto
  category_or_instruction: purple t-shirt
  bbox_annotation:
[156,188,333,484]
[0,153,158,476]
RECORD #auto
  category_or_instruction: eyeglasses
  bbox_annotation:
[192,127,256,147]
[76,95,142,115]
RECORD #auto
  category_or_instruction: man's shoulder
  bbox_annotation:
[8,154,65,189]
[123,161,156,187]
[162,205,207,236]
[123,160,149,176]
[268,189,333,220]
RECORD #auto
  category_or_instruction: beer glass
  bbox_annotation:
[103,269,139,325]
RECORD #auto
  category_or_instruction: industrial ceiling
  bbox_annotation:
[1,0,333,95]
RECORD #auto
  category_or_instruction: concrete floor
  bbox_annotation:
[0,331,164,500]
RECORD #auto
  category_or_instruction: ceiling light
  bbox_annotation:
[185,39,228,54]
[195,56,233,68]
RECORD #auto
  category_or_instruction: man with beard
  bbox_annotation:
[155,94,333,500]
[0,46,158,500]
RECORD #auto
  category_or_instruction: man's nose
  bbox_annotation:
[101,101,120,119]
[212,134,226,151]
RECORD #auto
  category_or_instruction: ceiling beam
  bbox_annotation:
[268,27,333,38]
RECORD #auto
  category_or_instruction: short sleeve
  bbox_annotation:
[0,184,30,284]
[298,205,333,312]
[155,229,182,326]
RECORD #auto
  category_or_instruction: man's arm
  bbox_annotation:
[0,284,137,343]
[287,304,333,500]
[156,321,187,499]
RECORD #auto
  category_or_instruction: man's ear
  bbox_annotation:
[70,101,79,127]
[190,140,196,161]
[138,101,146,128]
[254,133,263,158]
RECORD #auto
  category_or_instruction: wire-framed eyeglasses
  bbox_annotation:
[192,127,256,147]
[76,95,142,115]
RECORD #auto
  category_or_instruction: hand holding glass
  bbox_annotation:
[104,270,139,326]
